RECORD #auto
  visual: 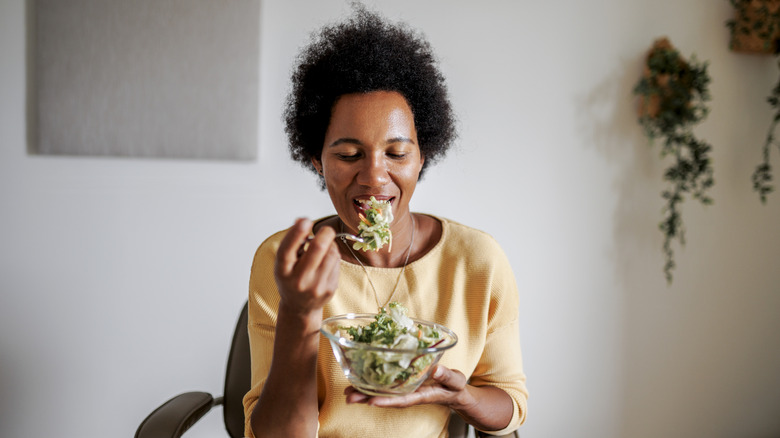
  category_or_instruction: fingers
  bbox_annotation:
[431,365,467,391]
[344,386,371,404]
[295,227,339,296]
[343,366,468,409]
[366,390,427,408]
[274,219,341,313]
[343,386,417,407]
[276,218,314,277]
[294,225,337,276]
[277,218,338,278]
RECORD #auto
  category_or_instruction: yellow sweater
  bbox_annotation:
[243,216,527,437]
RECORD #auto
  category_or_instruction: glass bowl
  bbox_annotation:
[320,313,458,396]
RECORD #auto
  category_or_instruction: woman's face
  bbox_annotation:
[313,91,424,234]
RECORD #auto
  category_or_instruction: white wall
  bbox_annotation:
[2,1,779,437]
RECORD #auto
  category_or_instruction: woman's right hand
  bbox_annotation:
[251,218,340,438]
[274,218,341,319]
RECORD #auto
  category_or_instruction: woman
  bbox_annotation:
[243,7,527,438]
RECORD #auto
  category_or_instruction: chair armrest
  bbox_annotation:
[448,411,468,438]
[135,391,216,438]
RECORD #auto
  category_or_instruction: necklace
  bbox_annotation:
[342,214,416,311]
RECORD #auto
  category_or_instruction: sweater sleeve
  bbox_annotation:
[468,234,528,435]
[241,231,285,438]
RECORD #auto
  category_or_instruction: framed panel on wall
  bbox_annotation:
[32,0,260,161]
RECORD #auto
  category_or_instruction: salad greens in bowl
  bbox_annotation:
[320,302,458,396]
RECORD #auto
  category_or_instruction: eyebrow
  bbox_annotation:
[327,137,416,148]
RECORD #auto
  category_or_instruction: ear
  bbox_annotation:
[311,157,323,175]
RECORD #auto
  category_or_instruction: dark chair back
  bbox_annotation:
[223,301,250,438]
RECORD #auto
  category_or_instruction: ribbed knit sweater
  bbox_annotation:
[243,215,527,437]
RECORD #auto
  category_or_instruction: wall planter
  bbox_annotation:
[727,0,780,202]
[633,38,714,284]
[728,0,780,54]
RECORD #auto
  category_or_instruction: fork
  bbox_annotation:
[333,233,364,243]
[298,233,364,256]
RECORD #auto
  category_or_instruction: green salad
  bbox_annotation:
[342,302,443,388]
[353,196,393,252]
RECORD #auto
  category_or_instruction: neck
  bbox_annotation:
[341,213,416,268]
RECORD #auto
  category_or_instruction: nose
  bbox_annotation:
[356,153,389,187]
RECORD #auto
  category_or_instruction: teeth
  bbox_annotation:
[355,198,390,204]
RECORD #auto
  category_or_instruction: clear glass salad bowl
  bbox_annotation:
[320,313,458,396]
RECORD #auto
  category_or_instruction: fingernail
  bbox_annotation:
[434,367,443,379]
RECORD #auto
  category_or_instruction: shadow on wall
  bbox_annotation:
[574,52,663,291]
[576,49,780,437]
[575,53,661,269]
[574,52,667,436]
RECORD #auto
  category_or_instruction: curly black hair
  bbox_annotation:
[284,5,457,185]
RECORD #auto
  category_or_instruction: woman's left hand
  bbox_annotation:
[344,364,513,432]
[344,364,468,408]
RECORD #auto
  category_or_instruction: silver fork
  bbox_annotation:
[334,233,364,243]
[298,233,364,256]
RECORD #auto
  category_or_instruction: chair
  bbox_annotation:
[135,301,518,438]
[135,301,251,438]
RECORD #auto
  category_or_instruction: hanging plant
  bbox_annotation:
[633,37,714,284]
[727,0,780,203]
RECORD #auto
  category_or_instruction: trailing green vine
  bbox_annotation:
[753,77,780,203]
[633,38,714,284]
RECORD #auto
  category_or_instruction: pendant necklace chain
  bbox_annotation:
[342,214,416,311]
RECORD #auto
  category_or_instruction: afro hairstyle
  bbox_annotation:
[283,5,457,185]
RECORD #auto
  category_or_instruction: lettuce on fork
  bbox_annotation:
[353,196,393,252]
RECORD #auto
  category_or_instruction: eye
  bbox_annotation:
[386,152,408,159]
[335,152,360,161]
